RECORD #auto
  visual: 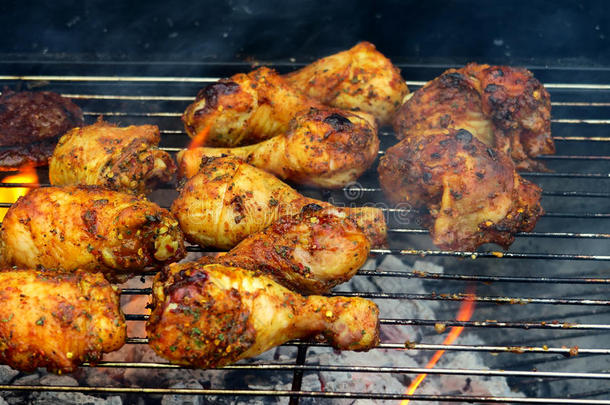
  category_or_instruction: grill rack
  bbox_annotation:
[0,63,609,404]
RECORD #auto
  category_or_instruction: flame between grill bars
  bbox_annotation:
[0,64,609,404]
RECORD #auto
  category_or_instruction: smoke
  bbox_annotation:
[1,0,608,66]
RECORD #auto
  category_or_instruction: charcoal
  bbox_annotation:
[29,392,122,405]
[38,374,78,387]
[0,367,18,384]
[161,380,205,405]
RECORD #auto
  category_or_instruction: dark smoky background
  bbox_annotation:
[0,0,608,66]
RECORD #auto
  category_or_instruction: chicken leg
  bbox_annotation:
[50,119,176,194]
[0,186,185,281]
[182,67,325,147]
[285,42,409,125]
[178,107,378,188]
[0,268,125,373]
[171,156,387,250]
[147,262,380,368]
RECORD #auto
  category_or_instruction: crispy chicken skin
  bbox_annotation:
[0,186,185,281]
[147,262,379,368]
[203,203,370,295]
[182,67,325,147]
[393,63,553,171]
[0,90,84,170]
[171,157,387,250]
[49,119,176,194]
[178,108,378,188]
[0,268,125,373]
[378,129,543,250]
[285,42,409,125]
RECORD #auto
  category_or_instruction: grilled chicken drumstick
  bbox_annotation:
[183,43,407,147]
[0,268,125,373]
[285,42,409,125]
[178,108,378,188]
[147,262,380,368]
[171,156,387,250]
[393,63,553,171]
[202,203,371,295]
[50,119,176,194]
[0,186,185,282]
[183,67,326,147]
[378,129,543,251]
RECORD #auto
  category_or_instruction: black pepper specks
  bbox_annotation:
[422,172,432,183]
[484,84,499,93]
[455,129,473,143]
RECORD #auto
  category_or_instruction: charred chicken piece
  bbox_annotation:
[147,262,379,368]
[378,129,543,251]
[393,63,553,171]
[171,156,386,250]
[0,268,125,373]
[49,119,176,194]
[0,186,185,282]
[178,108,378,188]
[0,90,84,170]
[183,67,325,147]
[285,42,409,125]
[205,203,370,295]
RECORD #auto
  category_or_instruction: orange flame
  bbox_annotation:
[0,166,39,221]
[188,125,211,150]
[401,285,477,404]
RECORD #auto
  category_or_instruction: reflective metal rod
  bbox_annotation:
[382,318,610,329]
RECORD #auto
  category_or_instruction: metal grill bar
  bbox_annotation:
[123,313,610,328]
[387,229,610,239]
[74,109,610,127]
[289,346,308,405]
[120,289,610,306]
[63,363,610,381]
[119,272,610,287]
[121,336,609,356]
[2,204,606,221]
[29,92,610,108]
[161,129,610,143]
[2,74,610,90]
[0,385,608,405]
[369,249,610,260]
[347,271,610,283]
[319,187,610,198]
[181,245,610,260]
[382,319,610,329]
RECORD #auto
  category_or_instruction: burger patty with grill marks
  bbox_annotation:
[0,90,84,170]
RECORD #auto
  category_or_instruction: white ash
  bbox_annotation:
[3,370,122,405]
[161,380,205,405]
[28,392,122,405]
[0,367,18,385]
[38,374,79,387]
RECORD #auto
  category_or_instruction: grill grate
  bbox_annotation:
[0,64,609,404]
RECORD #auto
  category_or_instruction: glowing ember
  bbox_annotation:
[188,125,211,150]
[401,285,476,404]
[0,166,39,221]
